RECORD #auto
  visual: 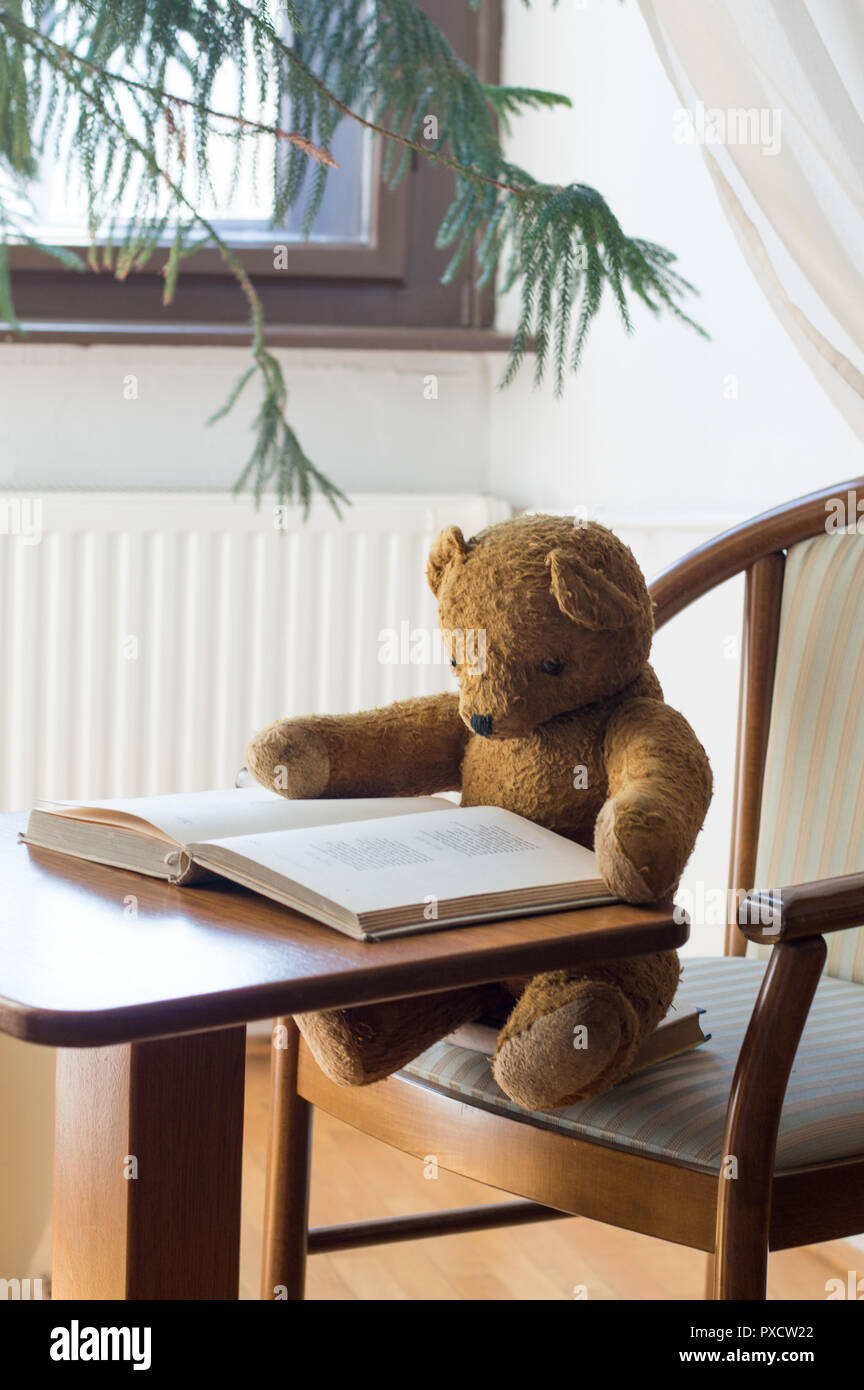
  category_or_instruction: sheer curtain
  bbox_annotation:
[639,0,864,440]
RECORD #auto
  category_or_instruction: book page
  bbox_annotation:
[195,805,601,915]
[35,787,454,846]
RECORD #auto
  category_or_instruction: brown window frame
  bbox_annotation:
[7,1,506,347]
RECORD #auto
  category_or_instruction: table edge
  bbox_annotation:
[0,911,689,1047]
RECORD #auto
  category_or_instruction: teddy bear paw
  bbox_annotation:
[245,720,331,798]
[594,796,669,902]
[492,983,637,1110]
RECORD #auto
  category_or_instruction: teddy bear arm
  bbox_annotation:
[596,697,712,902]
[246,691,468,798]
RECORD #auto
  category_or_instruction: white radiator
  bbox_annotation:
[0,491,510,812]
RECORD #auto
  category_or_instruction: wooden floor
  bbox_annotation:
[240,1048,862,1301]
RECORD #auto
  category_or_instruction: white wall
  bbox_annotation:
[489,0,861,515]
[0,344,492,494]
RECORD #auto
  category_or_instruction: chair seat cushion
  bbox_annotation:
[400,957,864,1173]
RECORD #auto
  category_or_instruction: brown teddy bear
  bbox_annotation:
[246,514,711,1110]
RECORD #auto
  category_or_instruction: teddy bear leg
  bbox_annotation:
[296,980,510,1087]
[492,951,680,1110]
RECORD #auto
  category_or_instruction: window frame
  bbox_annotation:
[6,1,504,343]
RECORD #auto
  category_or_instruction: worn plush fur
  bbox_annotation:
[246,515,712,1109]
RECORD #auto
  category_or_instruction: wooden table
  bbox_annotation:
[0,813,687,1299]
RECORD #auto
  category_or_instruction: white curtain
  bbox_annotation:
[639,0,864,441]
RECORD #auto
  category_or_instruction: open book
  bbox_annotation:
[22,788,617,941]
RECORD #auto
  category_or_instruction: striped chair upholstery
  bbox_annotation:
[402,958,864,1170]
[749,532,864,983]
[401,533,864,1165]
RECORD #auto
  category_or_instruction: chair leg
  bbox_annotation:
[712,937,825,1301]
[713,1222,769,1300]
[260,1017,313,1301]
[706,1247,768,1303]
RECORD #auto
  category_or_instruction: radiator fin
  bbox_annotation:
[0,493,510,809]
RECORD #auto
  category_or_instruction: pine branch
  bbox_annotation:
[230,0,706,388]
[0,0,707,513]
[6,12,337,166]
[481,84,573,137]
[2,10,345,513]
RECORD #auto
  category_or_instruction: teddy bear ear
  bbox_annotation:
[427,525,468,596]
[546,548,640,630]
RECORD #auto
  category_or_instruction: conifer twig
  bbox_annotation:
[3,11,336,167]
[0,0,706,511]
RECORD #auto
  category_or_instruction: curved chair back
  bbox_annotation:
[650,476,864,974]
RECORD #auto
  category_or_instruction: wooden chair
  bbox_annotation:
[261,477,864,1301]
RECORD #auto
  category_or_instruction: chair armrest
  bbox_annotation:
[738,872,864,944]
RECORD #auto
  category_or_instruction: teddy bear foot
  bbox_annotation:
[492,978,640,1111]
[297,981,509,1087]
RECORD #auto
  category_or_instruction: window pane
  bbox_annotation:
[18,22,372,248]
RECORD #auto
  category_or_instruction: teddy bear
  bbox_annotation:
[246,514,712,1111]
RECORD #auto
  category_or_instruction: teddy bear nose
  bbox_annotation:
[470,713,493,736]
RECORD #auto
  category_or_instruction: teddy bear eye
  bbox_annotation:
[450,657,458,669]
[542,657,563,676]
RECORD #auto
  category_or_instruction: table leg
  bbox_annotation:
[53,1025,246,1300]
[260,1017,312,1301]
